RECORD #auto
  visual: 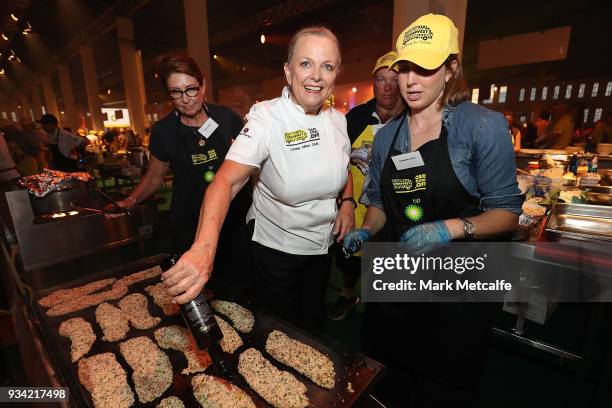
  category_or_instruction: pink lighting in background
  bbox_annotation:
[327,83,373,113]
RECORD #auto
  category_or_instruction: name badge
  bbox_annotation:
[197,117,219,139]
[391,151,425,170]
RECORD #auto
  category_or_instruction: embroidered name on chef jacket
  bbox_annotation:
[392,173,427,194]
[191,149,218,165]
[284,128,321,151]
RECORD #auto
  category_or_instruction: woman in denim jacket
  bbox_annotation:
[343,14,523,407]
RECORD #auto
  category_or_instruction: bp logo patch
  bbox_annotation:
[404,204,424,222]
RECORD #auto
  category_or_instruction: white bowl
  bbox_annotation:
[597,143,612,155]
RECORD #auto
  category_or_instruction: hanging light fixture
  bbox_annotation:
[10,13,19,22]
[1,34,8,41]
[0,69,5,75]
[260,34,266,44]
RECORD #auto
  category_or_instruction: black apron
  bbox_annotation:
[170,107,252,291]
[367,116,495,395]
[50,129,79,172]
[380,116,481,240]
[171,107,230,253]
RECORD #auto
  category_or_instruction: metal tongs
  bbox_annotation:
[96,189,132,216]
[69,202,104,214]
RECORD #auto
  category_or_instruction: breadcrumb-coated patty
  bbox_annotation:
[238,348,309,408]
[192,374,255,408]
[154,325,212,374]
[95,302,130,342]
[118,293,161,330]
[266,330,335,389]
[77,353,134,408]
[119,336,172,403]
[58,317,96,362]
[210,300,254,333]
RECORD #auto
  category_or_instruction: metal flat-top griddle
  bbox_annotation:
[31,256,384,407]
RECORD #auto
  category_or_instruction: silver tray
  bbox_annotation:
[545,203,612,242]
[584,186,612,206]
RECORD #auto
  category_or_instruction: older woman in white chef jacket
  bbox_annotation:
[162,26,354,329]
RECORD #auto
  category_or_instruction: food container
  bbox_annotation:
[584,186,612,205]
[562,177,577,187]
[579,174,601,187]
[596,143,612,156]
[545,203,612,241]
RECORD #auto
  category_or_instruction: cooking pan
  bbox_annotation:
[29,179,89,214]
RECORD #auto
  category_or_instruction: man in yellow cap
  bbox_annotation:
[329,50,404,320]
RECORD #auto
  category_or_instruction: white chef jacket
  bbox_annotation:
[226,87,350,255]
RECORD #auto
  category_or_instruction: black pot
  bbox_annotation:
[29,181,90,214]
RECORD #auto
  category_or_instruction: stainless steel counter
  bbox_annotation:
[515,149,612,170]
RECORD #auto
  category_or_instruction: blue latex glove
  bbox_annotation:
[342,228,372,257]
[399,221,452,254]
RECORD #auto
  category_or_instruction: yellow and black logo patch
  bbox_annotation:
[403,25,433,45]
[191,149,219,165]
[392,173,427,194]
[284,128,321,150]
[392,178,413,192]
[284,129,309,144]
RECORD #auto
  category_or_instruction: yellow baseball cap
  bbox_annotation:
[391,13,459,70]
[372,51,398,74]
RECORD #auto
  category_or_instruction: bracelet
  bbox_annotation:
[339,197,357,209]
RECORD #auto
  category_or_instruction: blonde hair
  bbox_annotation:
[287,26,342,67]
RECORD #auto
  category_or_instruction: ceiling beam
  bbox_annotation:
[61,0,152,63]
[13,0,151,96]
[210,0,335,46]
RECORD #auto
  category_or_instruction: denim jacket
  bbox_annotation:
[361,101,523,215]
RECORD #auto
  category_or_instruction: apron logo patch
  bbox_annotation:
[191,149,218,165]
[284,128,321,151]
[204,170,215,182]
[392,174,427,194]
[414,173,426,188]
[404,204,424,222]
[392,178,413,192]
